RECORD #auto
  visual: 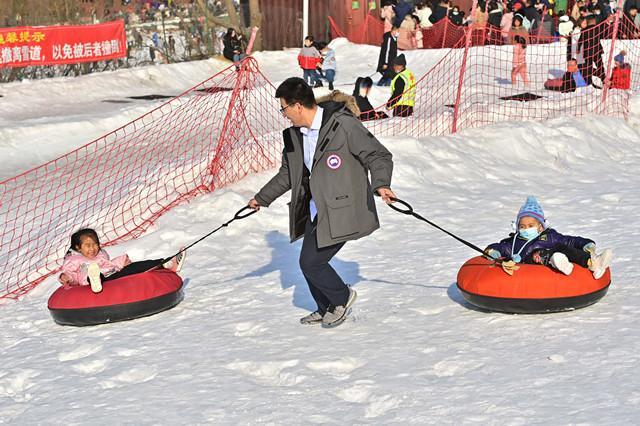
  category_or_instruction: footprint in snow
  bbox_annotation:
[306,356,366,379]
[71,359,110,375]
[99,366,158,389]
[234,321,269,337]
[335,384,402,418]
[430,359,483,377]
[410,306,446,316]
[225,360,305,386]
[0,369,40,402]
[58,344,103,361]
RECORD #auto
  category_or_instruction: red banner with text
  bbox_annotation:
[0,21,127,68]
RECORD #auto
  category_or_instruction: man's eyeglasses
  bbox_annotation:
[279,103,296,114]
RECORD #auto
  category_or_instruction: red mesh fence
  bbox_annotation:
[422,18,467,49]
[0,57,287,299]
[329,13,469,48]
[329,12,384,46]
[362,14,637,137]
[1,13,637,300]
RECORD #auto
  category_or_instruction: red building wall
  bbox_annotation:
[259,0,381,50]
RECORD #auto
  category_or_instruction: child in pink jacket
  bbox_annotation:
[58,228,186,293]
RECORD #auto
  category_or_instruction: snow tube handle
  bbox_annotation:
[234,205,258,220]
[387,197,414,215]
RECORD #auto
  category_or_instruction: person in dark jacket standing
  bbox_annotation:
[377,26,400,86]
[578,16,606,86]
[429,0,450,24]
[248,78,396,328]
[449,6,465,25]
[393,0,414,26]
[522,0,541,32]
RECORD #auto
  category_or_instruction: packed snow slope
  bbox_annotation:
[1,40,640,424]
[0,38,447,180]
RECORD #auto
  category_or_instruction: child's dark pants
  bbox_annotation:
[103,259,165,282]
[534,244,590,268]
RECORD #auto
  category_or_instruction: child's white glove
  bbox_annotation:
[484,248,501,260]
[583,242,596,254]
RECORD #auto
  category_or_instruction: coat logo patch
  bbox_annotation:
[327,154,342,170]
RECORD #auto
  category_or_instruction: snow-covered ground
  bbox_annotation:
[1,40,640,424]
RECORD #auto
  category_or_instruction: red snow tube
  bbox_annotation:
[456,256,610,314]
[48,269,184,326]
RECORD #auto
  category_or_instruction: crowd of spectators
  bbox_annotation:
[380,0,640,50]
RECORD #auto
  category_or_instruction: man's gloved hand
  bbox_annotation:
[484,248,501,260]
[501,260,520,276]
[583,242,596,254]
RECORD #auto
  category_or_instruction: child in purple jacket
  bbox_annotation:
[485,196,612,278]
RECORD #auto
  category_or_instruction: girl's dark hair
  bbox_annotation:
[70,228,100,251]
[514,35,527,46]
[353,76,374,96]
[225,28,237,41]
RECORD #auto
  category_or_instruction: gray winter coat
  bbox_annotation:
[255,92,393,248]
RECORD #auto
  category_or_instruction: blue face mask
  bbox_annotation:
[519,227,540,240]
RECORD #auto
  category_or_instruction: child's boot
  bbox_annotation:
[550,253,574,275]
[589,248,613,280]
[163,248,187,273]
[87,263,103,293]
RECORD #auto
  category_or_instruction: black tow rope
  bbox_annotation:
[387,198,487,257]
[161,206,257,264]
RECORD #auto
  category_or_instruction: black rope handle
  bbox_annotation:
[387,197,488,256]
[161,206,257,264]
[387,198,414,215]
[233,206,259,220]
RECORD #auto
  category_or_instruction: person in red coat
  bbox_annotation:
[298,36,322,88]
[608,51,631,90]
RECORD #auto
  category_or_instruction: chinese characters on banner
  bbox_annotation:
[0,21,127,68]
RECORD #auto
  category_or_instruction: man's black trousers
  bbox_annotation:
[299,218,349,315]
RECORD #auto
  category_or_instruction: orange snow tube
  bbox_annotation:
[456,256,610,313]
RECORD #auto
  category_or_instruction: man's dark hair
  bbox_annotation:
[275,78,316,109]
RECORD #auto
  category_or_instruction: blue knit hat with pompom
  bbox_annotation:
[517,196,545,226]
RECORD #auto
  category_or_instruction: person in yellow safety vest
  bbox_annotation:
[386,54,416,117]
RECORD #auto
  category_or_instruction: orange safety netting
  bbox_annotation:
[0,58,287,299]
[1,14,637,300]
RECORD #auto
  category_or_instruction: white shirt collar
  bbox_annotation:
[300,106,323,135]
